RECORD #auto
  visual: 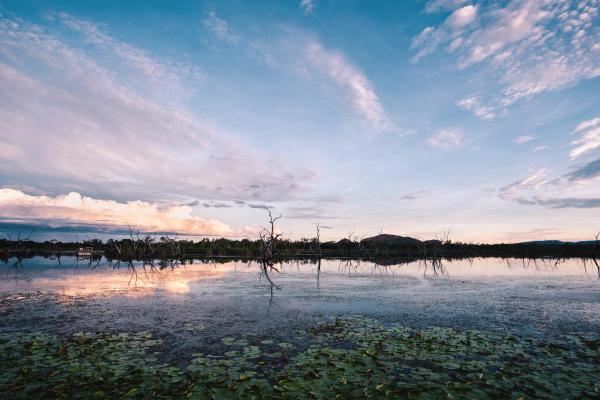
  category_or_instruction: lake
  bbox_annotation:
[2,256,598,341]
[1,256,599,398]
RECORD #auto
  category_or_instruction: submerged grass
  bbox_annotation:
[0,317,598,399]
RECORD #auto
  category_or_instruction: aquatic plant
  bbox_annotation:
[0,317,598,399]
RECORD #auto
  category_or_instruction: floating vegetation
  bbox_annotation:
[1,317,598,399]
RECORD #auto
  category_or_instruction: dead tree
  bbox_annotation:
[258,208,282,291]
[593,230,600,278]
[314,223,322,289]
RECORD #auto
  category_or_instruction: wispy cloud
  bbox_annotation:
[457,96,495,120]
[0,189,242,236]
[413,0,600,115]
[202,11,239,43]
[574,117,600,133]
[300,0,315,15]
[424,0,469,13]
[411,5,479,63]
[570,116,600,160]
[0,14,312,203]
[304,39,391,129]
[49,12,202,99]
[566,158,600,181]
[513,135,537,144]
[500,117,600,208]
[400,190,428,200]
[427,129,463,149]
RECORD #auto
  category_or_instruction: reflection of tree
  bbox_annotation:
[258,208,282,297]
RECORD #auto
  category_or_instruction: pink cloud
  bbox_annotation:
[0,189,253,236]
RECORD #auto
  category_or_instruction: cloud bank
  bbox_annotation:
[0,189,246,236]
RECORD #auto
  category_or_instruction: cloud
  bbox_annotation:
[566,158,600,181]
[498,168,600,209]
[425,0,469,13]
[411,5,478,63]
[533,145,549,152]
[300,0,315,15]
[447,5,478,29]
[247,204,273,209]
[201,202,232,208]
[304,39,391,129]
[0,13,312,203]
[0,189,240,236]
[202,11,239,43]
[413,0,600,114]
[284,205,340,220]
[247,31,394,130]
[427,129,463,149]
[457,96,496,120]
[574,117,600,133]
[500,118,600,208]
[513,135,537,144]
[400,190,428,200]
[49,12,202,99]
[570,126,600,160]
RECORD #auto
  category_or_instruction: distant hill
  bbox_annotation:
[360,234,422,247]
[517,240,598,246]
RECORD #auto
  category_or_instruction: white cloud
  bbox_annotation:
[411,5,478,63]
[500,116,600,208]
[0,14,311,203]
[50,12,202,99]
[202,11,239,43]
[413,0,600,114]
[571,126,600,160]
[427,129,463,149]
[574,117,600,133]
[533,145,549,152]
[304,39,390,129]
[513,135,537,144]
[457,96,496,120]
[447,5,478,29]
[425,0,468,13]
[0,189,243,236]
[300,0,315,15]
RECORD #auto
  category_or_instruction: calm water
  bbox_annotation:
[1,256,599,359]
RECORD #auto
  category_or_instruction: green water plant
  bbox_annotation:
[0,317,598,399]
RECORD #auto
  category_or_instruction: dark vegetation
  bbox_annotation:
[2,229,600,261]
[1,316,598,399]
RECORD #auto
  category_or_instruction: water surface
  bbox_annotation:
[1,256,598,360]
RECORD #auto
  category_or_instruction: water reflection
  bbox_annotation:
[0,256,597,299]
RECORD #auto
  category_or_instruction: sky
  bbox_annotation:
[0,0,599,243]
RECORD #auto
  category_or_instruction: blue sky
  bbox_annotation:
[0,0,599,242]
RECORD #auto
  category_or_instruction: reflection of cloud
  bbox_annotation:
[0,189,239,236]
[31,263,230,297]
